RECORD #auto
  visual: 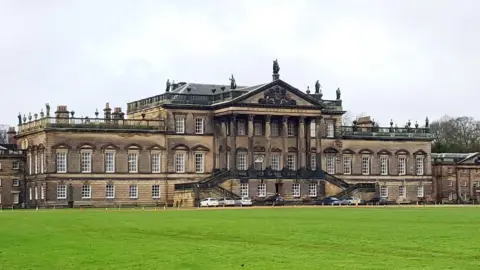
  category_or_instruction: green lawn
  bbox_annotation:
[1,207,480,270]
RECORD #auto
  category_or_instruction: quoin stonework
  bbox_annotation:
[10,61,435,208]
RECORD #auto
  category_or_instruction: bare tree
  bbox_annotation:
[342,111,354,126]
[430,115,480,152]
[0,125,8,144]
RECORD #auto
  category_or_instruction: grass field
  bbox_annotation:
[1,206,480,270]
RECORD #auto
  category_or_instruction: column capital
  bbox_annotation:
[282,115,289,123]
[265,115,272,122]
[231,113,238,121]
[248,114,255,121]
[314,116,323,122]
[299,116,305,124]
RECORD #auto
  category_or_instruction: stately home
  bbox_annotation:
[13,61,434,207]
[0,135,26,208]
[432,152,480,203]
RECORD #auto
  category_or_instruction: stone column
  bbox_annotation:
[230,114,237,172]
[248,114,254,168]
[315,116,323,171]
[282,116,289,168]
[265,115,272,167]
[220,118,228,169]
[306,118,312,169]
[298,116,306,169]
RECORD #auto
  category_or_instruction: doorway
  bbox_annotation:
[275,183,284,196]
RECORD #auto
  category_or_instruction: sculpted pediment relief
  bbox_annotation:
[258,86,296,106]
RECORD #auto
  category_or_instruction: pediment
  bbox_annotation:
[458,153,480,165]
[234,80,322,107]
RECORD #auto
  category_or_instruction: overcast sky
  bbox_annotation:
[0,0,478,127]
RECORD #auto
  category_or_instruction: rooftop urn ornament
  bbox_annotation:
[306,86,310,94]
[45,103,50,117]
[40,109,44,118]
[372,119,376,126]
[336,87,341,100]
[211,88,216,94]
[70,110,75,118]
[220,86,225,91]
[166,79,171,92]
[229,74,237,89]
[95,109,99,118]
[407,119,411,127]
[28,112,32,122]
[315,80,321,93]
[141,111,146,120]
[390,119,394,127]
[17,113,22,125]
[415,121,419,129]
[425,116,429,128]
[34,113,38,120]
[187,87,191,92]
[23,114,27,123]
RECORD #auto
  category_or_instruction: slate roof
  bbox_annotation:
[432,152,480,164]
[170,82,256,95]
[0,144,18,151]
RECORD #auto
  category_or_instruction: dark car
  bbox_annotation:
[366,197,390,205]
[315,197,342,205]
[264,194,285,206]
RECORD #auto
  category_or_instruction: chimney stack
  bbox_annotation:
[7,127,16,144]
[104,102,112,119]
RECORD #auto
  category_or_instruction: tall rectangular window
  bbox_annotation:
[287,122,296,136]
[13,194,19,204]
[106,184,115,199]
[380,156,389,175]
[152,185,160,198]
[257,183,266,197]
[226,153,231,170]
[128,152,138,173]
[240,183,249,197]
[398,157,406,175]
[287,154,296,170]
[34,153,38,174]
[13,179,19,187]
[56,152,67,173]
[399,185,406,197]
[326,122,334,138]
[309,183,317,197]
[380,186,388,197]
[40,153,44,173]
[310,154,316,170]
[361,156,370,175]
[292,183,300,197]
[310,120,316,137]
[271,121,279,136]
[151,153,161,173]
[237,120,246,136]
[417,186,424,197]
[82,185,91,199]
[195,118,204,134]
[271,154,281,170]
[343,156,351,175]
[80,151,92,173]
[35,187,38,200]
[254,121,262,136]
[195,153,205,173]
[237,153,247,170]
[129,185,138,199]
[41,185,45,200]
[56,185,67,199]
[175,118,185,134]
[174,153,185,173]
[12,161,19,170]
[105,152,115,173]
[416,156,424,175]
[326,155,336,174]
[28,154,32,175]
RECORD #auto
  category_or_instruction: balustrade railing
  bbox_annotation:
[341,126,433,139]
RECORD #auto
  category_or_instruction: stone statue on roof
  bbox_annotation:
[165,79,171,92]
[273,59,280,75]
[229,74,237,89]
[336,87,341,100]
[315,80,321,93]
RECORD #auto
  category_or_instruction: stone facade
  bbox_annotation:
[12,67,435,208]
[0,143,26,208]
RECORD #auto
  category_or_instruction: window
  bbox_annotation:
[399,185,406,197]
[56,152,67,173]
[35,187,38,200]
[82,185,91,199]
[127,152,138,173]
[151,153,161,173]
[447,167,453,174]
[40,153,44,173]
[240,183,249,197]
[257,183,266,197]
[271,121,279,136]
[29,187,33,200]
[174,153,185,173]
[194,118,204,134]
[309,183,317,197]
[0,162,1,170]
[34,153,38,174]
[417,186,424,197]
[106,184,115,199]
[13,193,19,204]
[41,185,45,200]
[310,120,316,137]
[195,153,205,173]
[287,122,296,136]
[398,157,406,175]
[237,153,247,170]
[254,121,262,136]
[152,185,160,198]
[380,186,388,198]
[271,154,281,170]
[361,156,370,175]
[448,180,454,187]
[380,156,389,176]
[415,156,424,175]
[105,151,115,173]
[12,179,19,187]
[343,156,351,175]
[310,154,316,170]
[292,183,300,197]
[326,122,334,138]
[12,161,19,170]
[175,117,185,134]
[226,152,231,170]
[473,181,480,188]
[448,192,453,201]
[287,154,296,170]
[0,179,2,186]
[80,151,92,173]
[326,155,336,174]
[129,185,138,199]
[57,185,67,199]
[28,154,32,175]
[237,120,246,136]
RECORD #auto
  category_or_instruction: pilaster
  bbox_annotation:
[265,115,272,167]
[248,114,254,168]
[298,116,306,169]
[282,116,289,168]
[230,114,237,171]
[315,116,323,171]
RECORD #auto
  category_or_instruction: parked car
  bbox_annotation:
[341,197,362,205]
[316,197,342,205]
[264,194,285,206]
[235,197,253,206]
[365,197,390,205]
[218,197,236,207]
[200,198,219,207]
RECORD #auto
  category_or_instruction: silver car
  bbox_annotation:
[218,197,236,207]
[235,197,253,206]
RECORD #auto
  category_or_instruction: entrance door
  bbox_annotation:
[275,183,284,196]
